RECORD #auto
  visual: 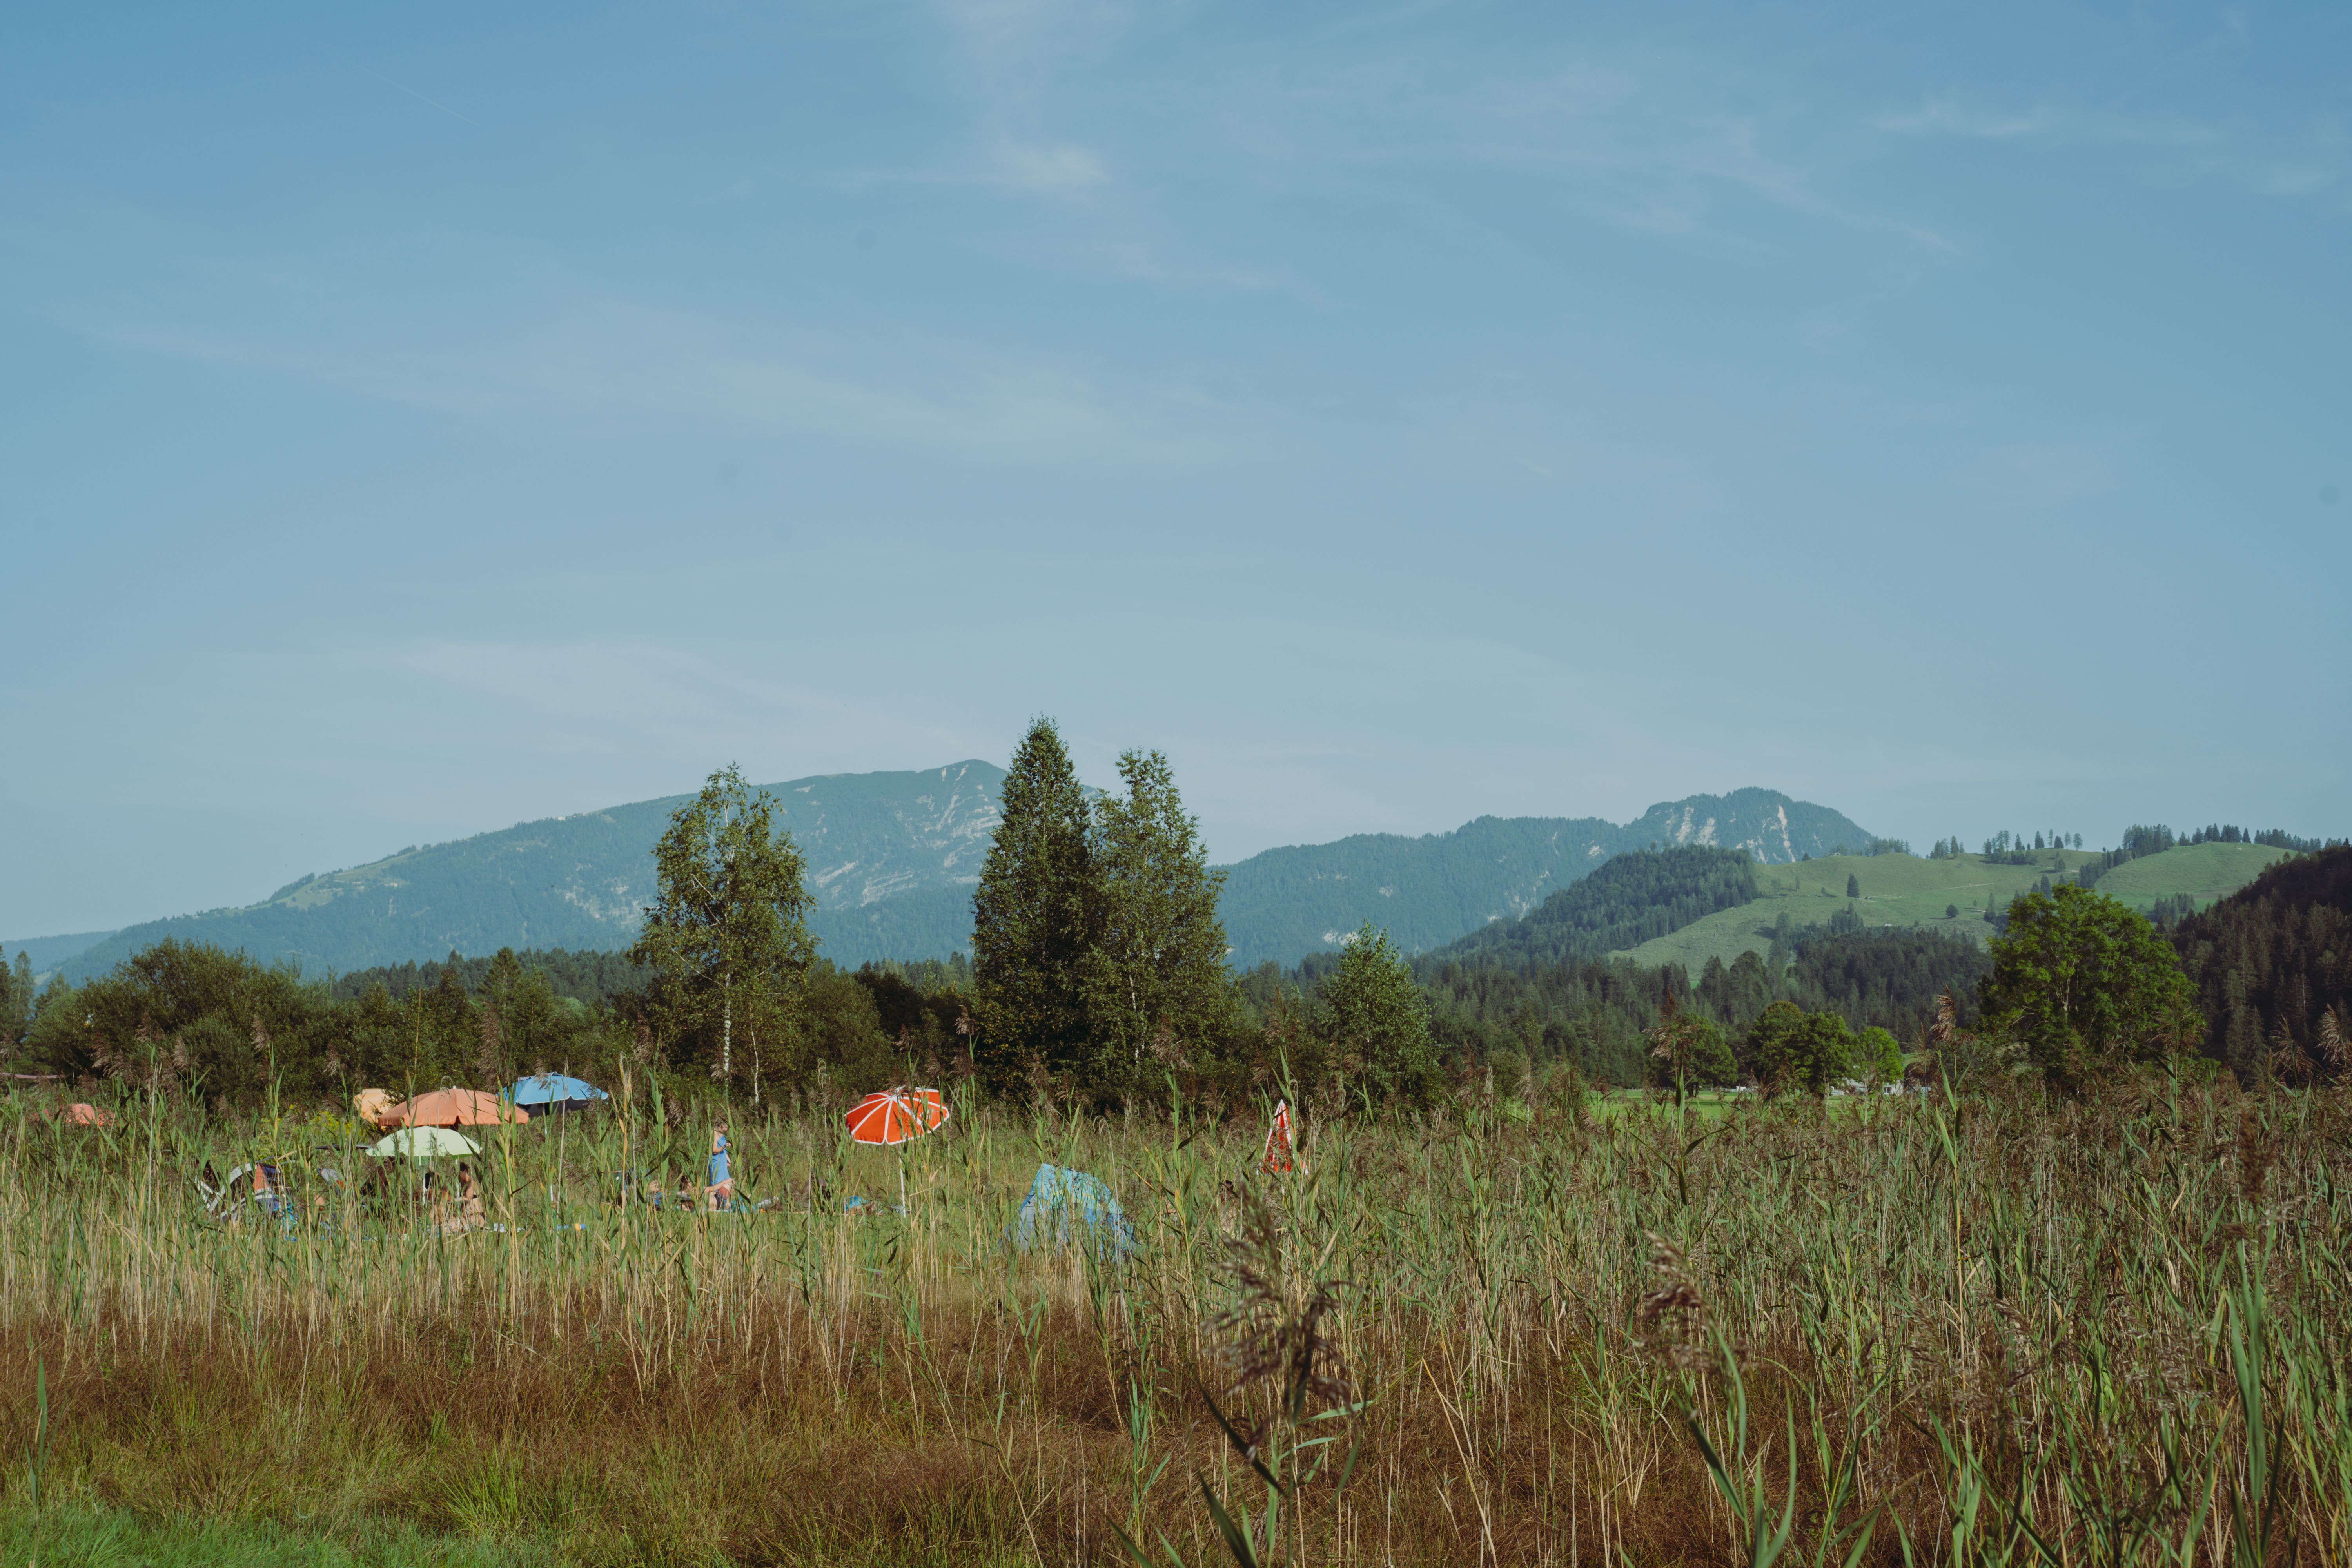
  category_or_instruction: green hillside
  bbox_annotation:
[1220,787,1872,966]
[1616,843,2286,975]
[2091,841,2289,907]
[1425,846,1759,968]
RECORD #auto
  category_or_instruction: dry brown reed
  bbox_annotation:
[0,1076,2347,1565]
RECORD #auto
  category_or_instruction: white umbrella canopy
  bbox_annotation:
[369,1127,483,1160]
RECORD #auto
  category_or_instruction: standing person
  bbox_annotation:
[707,1119,734,1210]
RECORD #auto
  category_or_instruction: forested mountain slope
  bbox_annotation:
[61,763,1009,981]
[1423,846,1760,969]
[0,931,116,978]
[2169,844,2352,1076]
[45,771,1869,980]
[1216,789,1871,967]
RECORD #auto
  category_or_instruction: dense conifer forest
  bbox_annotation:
[2168,844,2352,1078]
[1426,845,1759,968]
[328,949,653,1009]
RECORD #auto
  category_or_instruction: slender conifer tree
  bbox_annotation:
[971,719,1098,1090]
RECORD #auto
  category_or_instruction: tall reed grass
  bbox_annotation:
[1,1076,2345,1565]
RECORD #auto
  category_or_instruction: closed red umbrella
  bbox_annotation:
[1261,1099,1294,1173]
[842,1087,950,1146]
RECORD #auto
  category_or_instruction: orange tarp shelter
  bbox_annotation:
[379,1089,527,1130]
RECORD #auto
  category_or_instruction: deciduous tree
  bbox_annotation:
[1646,989,1739,1104]
[1978,883,2201,1091]
[1318,923,1437,1106]
[1855,1025,1902,1082]
[632,764,815,1098]
[1744,1000,1855,1096]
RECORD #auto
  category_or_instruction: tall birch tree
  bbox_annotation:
[633,764,815,1098]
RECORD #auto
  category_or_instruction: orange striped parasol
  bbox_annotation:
[842,1086,951,1146]
[380,1088,528,1130]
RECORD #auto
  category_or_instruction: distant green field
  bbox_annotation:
[2090,840,2289,906]
[1615,843,2286,974]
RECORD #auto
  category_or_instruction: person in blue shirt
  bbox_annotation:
[707,1119,734,1210]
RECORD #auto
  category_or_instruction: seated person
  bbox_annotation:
[438,1163,487,1234]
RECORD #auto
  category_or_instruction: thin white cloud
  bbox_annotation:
[1877,96,2227,148]
[72,282,1176,455]
[1953,442,2120,509]
[367,635,969,758]
[1877,98,2057,140]
[2260,164,2333,196]
[814,9,1968,298]
[985,134,1111,191]
[822,130,1112,194]
[933,0,1139,81]
[1876,95,2347,209]
[1165,40,1963,263]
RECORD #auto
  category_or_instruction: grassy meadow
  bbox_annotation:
[2091,842,2290,908]
[1617,844,2285,974]
[3,1075,2349,1566]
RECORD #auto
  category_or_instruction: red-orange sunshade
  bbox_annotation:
[843,1087,951,1146]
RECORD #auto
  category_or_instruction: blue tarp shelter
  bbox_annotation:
[1005,1164,1135,1258]
[511,1074,610,1115]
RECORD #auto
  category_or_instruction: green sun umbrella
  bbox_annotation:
[368,1127,483,1160]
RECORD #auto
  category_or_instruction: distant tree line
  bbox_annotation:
[1806,838,1913,858]
[7,760,2347,1117]
[328,949,652,1008]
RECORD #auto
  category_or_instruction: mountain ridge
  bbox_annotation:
[54,762,1010,983]
[32,769,1872,981]
[1215,787,1873,966]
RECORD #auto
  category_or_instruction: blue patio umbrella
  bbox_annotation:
[510,1073,610,1115]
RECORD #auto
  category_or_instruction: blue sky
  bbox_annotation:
[3,0,2346,938]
